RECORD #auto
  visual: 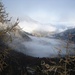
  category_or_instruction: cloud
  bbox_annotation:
[19,16,75,33]
[19,19,57,33]
[37,24,56,32]
[19,20,39,33]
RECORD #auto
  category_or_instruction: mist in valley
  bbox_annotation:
[7,32,75,58]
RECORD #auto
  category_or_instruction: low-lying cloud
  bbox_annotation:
[19,19,69,34]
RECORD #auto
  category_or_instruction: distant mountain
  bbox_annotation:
[55,28,75,42]
[32,30,55,37]
[19,16,69,37]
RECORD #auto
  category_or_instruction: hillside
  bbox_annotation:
[0,23,75,75]
[55,28,75,42]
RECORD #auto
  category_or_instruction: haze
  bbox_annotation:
[2,0,75,33]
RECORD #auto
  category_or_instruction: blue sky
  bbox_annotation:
[2,0,75,24]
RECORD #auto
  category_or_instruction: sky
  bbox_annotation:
[2,0,75,33]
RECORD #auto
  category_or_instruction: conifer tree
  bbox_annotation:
[0,1,10,23]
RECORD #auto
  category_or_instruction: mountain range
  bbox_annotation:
[19,16,72,37]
